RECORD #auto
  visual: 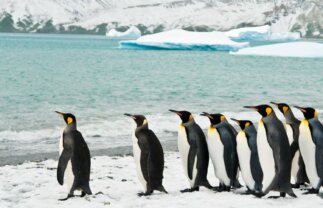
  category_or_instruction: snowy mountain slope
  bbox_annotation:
[0,0,322,37]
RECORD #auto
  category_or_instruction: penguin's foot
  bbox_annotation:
[180,187,199,193]
[303,188,319,195]
[212,186,230,192]
[81,191,86,197]
[59,194,74,201]
[252,191,265,198]
[240,189,254,195]
[137,192,152,197]
[291,183,300,189]
[268,193,285,199]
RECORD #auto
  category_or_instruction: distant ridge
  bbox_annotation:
[0,0,322,38]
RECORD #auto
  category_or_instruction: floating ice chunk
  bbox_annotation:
[226,25,300,41]
[268,32,301,41]
[106,26,141,40]
[230,42,323,58]
[119,29,248,51]
[226,25,271,41]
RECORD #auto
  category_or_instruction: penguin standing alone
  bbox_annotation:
[201,112,240,192]
[271,102,308,188]
[55,111,92,201]
[231,119,263,194]
[244,105,296,198]
[295,106,323,194]
[169,110,212,192]
[124,114,167,196]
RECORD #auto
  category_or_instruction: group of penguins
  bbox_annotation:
[55,102,323,201]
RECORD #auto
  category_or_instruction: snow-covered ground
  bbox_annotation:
[1,152,323,208]
[120,29,248,51]
[231,42,323,58]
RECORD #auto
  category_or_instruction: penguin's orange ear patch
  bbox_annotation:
[67,117,73,124]
[266,107,272,116]
[314,111,318,118]
[220,115,225,121]
[245,122,250,128]
[189,114,193,121]
[283,106,289,114]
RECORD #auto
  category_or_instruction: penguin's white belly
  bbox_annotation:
[65,160,74,191]
[299,121,320,189]
[236,132,255,190]
[132,133,147,191]
[286,124,294,145]
[59,131,64,156]
[178,125,197,187]
[257,120,275,191]
[291,150,300,183]
[207,128,230,186]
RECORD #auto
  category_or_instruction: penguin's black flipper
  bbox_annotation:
[290,141,298,159]
[187,145,197,180]
[57,148,72,185]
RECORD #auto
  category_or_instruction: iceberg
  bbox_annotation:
[119,29,249,51]
[226,25,300,42]
[230,42,323,58]
[226,25,271,41]
[106,26,141,40]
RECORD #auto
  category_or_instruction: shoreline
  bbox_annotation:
[0,140,178,166]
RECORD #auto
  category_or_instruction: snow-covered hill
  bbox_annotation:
[0,0,322,37]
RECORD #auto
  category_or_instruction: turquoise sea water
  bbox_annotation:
[0,33,322,162]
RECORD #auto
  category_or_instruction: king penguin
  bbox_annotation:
[271,102,308,188]
[231,119,263,194]
[55,111,92,201]
[124,114,167,196]
[201,112,240,192]
[169,110,212,192]
[295,106,323,194]
[244,105,296,198]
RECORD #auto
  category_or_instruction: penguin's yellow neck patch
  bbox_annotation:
[283,106,288,114]
[245,122,250,128]
[189,114,193,121]
[143,119,148,125]
[220,115,225,122]
[67,117,73,124]
[266,107,272,116]
[209,125,216,131]
[314,111,318,118]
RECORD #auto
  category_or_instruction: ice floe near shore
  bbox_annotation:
[226,25,300,42]
[106,26,141,40]
[1,153,323,208]
[231,42,323,58]
[120,29,249,51]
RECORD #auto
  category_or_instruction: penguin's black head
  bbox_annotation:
[294,106,318,120]
[124,114,148,127]
[55,111,76,125]
[169,110,193,123]
[200,112,225,125]
[244,104,273,117]
[231,118,253,130]
[270,102,290,115]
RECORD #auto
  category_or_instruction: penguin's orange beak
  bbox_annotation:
[169,109,182,116]
[244,106,258,111]
[55,111,65,117]
[230,118,240,125]
[270,102,279,107]
[200,112,213,119]
[294,106,306,113]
